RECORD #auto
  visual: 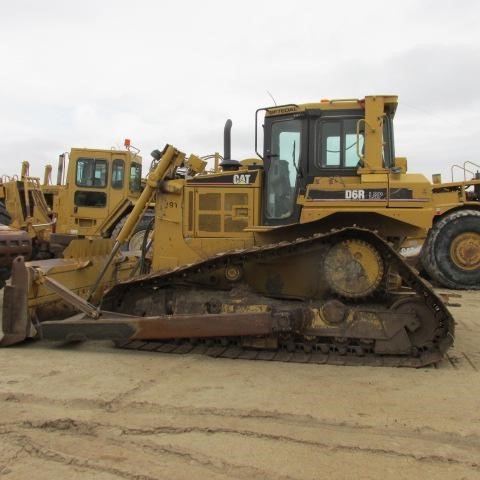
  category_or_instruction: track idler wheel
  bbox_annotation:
[391,297,439,353]
[323,239,384,299]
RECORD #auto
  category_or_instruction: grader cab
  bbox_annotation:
[0,141,154,261]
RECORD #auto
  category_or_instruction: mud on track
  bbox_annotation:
[0,290,479,479]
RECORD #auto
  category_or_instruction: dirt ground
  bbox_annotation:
[0,289,479,480]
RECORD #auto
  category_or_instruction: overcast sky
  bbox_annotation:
[1,0,480,182]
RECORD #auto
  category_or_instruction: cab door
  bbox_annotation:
[71,155,109,233]
[263,117,303,226]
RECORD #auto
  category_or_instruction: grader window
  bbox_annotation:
[74,190,107,207]
[129,163,142,193]
[111,159,125,189]
[76,158,108,187]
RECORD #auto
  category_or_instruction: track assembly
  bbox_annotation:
[12,227,454,368]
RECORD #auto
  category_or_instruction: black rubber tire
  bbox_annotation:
[0,268,9,289]
[111,211,155,251]
[0,201,11,226]
[421,209,480,289]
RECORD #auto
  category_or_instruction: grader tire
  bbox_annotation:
[421,209,480,289]
[0,201,11,226]
[111,212,155,252]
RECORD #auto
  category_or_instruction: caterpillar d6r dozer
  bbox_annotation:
[1,121,455,367]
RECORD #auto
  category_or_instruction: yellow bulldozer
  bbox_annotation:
[2,94,479,366]
[0,140,153,260]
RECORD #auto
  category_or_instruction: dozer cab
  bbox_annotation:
[0,95,459,366]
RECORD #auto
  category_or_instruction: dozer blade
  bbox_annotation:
[0,242,140,346]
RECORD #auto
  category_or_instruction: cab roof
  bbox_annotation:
[265,95,398,117]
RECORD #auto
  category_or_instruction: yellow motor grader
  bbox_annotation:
[0,141,153,260]
[3,93,470,367]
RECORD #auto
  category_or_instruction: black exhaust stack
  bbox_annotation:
[57,153,65,186]
[224,119,232,161]
[220,119,240,170]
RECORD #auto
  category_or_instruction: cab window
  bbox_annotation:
[74,191,107,207]
[265,119,301,220]
[76,158,108,187]
[112,159,124,189]
[315,118,364,169]
[129,163,142,193]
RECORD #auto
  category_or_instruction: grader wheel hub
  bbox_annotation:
[450,232,480,271]
[129,231,147,251]
[323,239,384,299]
